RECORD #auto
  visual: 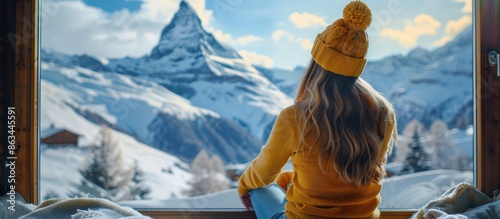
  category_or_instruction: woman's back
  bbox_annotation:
[295,68,396,189]
[279,97,395,218]
[237,2,398,218]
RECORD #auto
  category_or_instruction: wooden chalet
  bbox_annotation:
[40,127,80,147]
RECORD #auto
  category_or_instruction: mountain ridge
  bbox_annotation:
[107,1,293,142]
[41,0,473,167]
[260,26,473,130]
[40,48,261,163]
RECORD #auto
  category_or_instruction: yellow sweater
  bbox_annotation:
[238,105,395,219]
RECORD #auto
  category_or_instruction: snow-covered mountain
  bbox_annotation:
[40,48,261,163]
[106,1,293,142]
[41,0,295,169]
[40,75,193,199]
[363,26,473,129]
[39,0,474,205]
[256,66,305,99]
[262,26,473,130]
[40,0,472,168]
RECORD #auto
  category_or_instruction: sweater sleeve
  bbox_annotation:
[378,111,397,161]
[238,107,297,195]
[275,170,294,191]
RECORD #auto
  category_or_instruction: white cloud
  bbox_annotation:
[136,0,212,26]
[185,0,213,26]
[212,30,232,42]
[433,15,472,46]
[288,12,328,29]
[271,30,313,50]
[296,38,313,50]
[238,50,274,68]
[134,0,181,23]
[41,0,215,58]
[380,14,441,48]
[272,30,294,42]
[211,31,263,46]
[454,0,472,14]
[234,35,263,45]
[444,15,472,36]
[432,36,453,47]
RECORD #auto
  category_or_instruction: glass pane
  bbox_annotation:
[39,0,473,210]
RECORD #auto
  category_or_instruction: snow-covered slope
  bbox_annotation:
[380,170,472,209]
[40,139,192,200]
[256,66,305,99]
[107,1,293,142]
[119,169,472,210]
[40,80,193,199]
[41,49,261,163]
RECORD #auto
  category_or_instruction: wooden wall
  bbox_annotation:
[0,0,38,201]
[477,0,500,197]
[0,0,16,197]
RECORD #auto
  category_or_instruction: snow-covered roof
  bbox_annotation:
[40,128,80,139]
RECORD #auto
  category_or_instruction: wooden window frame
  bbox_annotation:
[2,0,499,218]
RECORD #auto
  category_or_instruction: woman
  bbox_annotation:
[237,1,398,218]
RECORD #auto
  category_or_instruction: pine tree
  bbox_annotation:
[452,152,473,171]
[185,150,210,197]
[130,160,151,199]
[429,120,455,169]
[185,150,229,196]
[395,120,425,162]
[207,155,230,192]
[400,129,432,174]
[455,115,470,129]
[79,125,134,201]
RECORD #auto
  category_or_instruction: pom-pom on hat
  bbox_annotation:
[311,0,372,77]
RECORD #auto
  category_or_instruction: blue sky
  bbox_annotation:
[42,0,472,70]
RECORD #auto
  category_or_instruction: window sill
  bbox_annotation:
[139,210,415,219]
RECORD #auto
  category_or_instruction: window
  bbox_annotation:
[3,0,500,218]
[37,0,475,210]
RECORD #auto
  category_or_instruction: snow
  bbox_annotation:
[207,56,259,78]
[449,127,474,157]
[118,169,472,210]
[268,67,304,90]
[40,128,193,200]
[363,27,473,129]
[95,56,109,65]
[80,104,118,124]
[119,189,243,210]
[40,128,67,139]
[380,170,472,209]
[108,52,294,142]
[41,61,220,143]
[104,1,294,142]
[40,68,204,200]
[39,1,475,211]
[188,79,291,139]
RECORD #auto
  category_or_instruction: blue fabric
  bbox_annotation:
[250,184,288,219]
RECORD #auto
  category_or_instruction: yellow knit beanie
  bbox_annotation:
[311,0,372,77]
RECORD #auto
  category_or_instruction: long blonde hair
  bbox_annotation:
[295,60,397,188]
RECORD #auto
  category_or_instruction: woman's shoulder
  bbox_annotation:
[280,105,298,119]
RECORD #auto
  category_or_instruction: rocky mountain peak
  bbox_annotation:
[150,0,239,60]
